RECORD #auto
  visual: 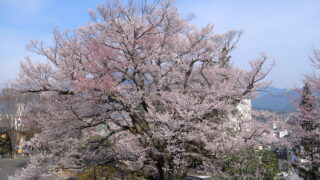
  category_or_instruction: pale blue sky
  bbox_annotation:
[1,0,320,88]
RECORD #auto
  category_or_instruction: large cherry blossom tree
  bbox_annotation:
[11,0,274,179]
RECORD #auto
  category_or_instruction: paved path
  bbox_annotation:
[0,159,64,180]
[0,158,28,180]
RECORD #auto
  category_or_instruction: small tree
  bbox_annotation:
[11,0,274,179]
[294,53,320,179]
[300,83,315,124]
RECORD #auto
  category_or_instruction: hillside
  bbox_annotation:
[252,87,299,113]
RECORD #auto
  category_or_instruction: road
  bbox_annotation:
[0,159,65,180]
[0,158,28,180]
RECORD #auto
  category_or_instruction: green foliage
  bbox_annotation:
[221,148,280,180]
[0,133,11,156]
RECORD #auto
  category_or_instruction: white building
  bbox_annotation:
[228,99,252,130]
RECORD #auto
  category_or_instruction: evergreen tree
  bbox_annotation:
[297,82,319,179]
[300,83,316,131]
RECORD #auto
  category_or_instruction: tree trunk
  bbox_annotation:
[163,171,186,180]
[8,129,16,159]
[155,157,186,180]
[156,158,165,180]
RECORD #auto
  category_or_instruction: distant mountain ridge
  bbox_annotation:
[252,86,299,113]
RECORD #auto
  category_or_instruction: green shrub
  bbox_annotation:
[220,148,280,180]
[0,134,11,156]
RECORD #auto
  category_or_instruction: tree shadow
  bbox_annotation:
[14,160,28,168]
